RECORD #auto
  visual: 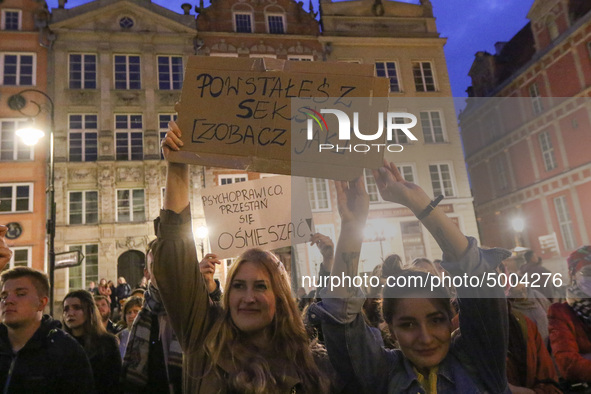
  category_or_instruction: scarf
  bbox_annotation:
[122,284,183,389]
[413,366,438,394]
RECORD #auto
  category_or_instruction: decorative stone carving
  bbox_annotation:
[100,240,115,263]
[157,91,180,107]
[145,165,160,187]
[116,236,147,250]
[66,90,98,106]
[237,42,249,55]
[250,41,274,53]
[115,91,142,106]
[211,39,237,53]
[68,168,97,183]
[116,166,143,182]
[99,167,114,187]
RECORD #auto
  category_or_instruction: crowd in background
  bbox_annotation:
[1,122,591,393]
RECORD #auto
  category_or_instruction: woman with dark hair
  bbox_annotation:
[154,122,332,393]
[63,289,122,393]
[308,162,511,393]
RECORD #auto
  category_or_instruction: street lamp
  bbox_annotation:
[8,89,56,315]
[511,217,525,248]
[195,225,208,259]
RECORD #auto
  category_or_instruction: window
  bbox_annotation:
[554,196,576,251]
[157,56,183,90]
[69,54,97,89]
[495,157,508,190]
[1,53,35,86]
[1,119,32,161]
[117,189,145,222]
[375,61,400,92]
[529,83,543,115]
[234,13,253,33]
[399,165,415,183]
[1,10,21,31]
[69,114,98,162]
[159,114,177,159]
[267,14,285,34]
[114,55,141,89]
[364,169,383,203]
[0,184,32,213]
[119,16,134,29]
[412,61,436,92]
[5,247,31,270]
[69,191,98,225]
[429,164,455,197]
[219,174,247,185]
[287,55,313,61]
[68,244,98,290]
[539,131,557,171]
[546,15,559,41]
[420,111,445,143]
[387,116,412,144]
[115,114,143,160]
[306,178,330,211]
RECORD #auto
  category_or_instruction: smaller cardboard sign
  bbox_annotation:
[169,56,389,180]
[201,176,313,259]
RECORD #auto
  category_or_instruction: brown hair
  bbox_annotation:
[0,266,50,298]
[382,269,452,324]
[205,248,329,393]
[118,296,143,329]
[62,289,109,354]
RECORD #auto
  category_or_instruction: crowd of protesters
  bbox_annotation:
[1,121,591,392]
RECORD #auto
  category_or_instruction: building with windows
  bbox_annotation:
[46,0,196,306]
[460,0,591,272]
[3,0,481,302]
[0,0,51,272]
[299,0,478,278]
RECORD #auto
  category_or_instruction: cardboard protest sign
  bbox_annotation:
[169,56,390,180]
[201,176,313,259]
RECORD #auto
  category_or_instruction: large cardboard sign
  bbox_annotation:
[201,176,313,259]
[169,56,389,180]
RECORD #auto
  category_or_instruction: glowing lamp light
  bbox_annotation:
[16,127,45,146]
[511,217,525,233]
[196,226,208,239]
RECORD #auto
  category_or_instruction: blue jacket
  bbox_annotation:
[308,237,511,394]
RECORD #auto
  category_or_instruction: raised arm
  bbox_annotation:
[162,121,189,213]
[372,160,468,260]
[152,121,217,351]
[328,178,369,298]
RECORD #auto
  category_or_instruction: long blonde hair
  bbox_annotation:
[205,248,329,393]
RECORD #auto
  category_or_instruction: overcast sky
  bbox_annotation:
[46,0,535,97]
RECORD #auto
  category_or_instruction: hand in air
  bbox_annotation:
[160,121,183,161]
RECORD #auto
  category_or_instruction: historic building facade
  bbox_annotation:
[461,0,591,275]
[0,0,51,272]
[3,0,481,304]
[47,0,196,306]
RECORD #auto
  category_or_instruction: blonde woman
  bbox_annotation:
[153,122,331,393]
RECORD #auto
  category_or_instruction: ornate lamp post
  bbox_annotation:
[8,89,56,315]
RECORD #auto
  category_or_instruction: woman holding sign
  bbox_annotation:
[154,122,331,393]
[307,162,511,393]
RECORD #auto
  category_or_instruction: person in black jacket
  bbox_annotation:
[63,289,122,393]
[0,265,95,393]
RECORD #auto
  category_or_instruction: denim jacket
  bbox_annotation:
[308,237,512,394]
